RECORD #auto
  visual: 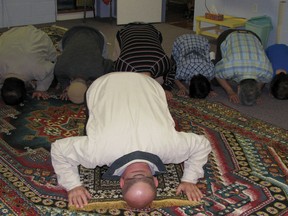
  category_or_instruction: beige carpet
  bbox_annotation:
[53,18,288,129]
[55,18,195,58]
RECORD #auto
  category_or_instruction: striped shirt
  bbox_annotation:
[114,23,175,90]
[215,32,273,83]
[172,34,215,82]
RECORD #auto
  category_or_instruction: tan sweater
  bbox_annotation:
[0,25,57,91]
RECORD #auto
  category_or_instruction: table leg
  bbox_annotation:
[196,20,201,35]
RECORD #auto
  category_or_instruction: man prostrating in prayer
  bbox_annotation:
[51,72,211,209]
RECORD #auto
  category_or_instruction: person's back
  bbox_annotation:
[54,26,114,86]
[172,34,214,98]
[0,25,57,105]
[215,31,272,84]
[0,25,57,87]
[114,23,175,91]
[51,72,211,209]
[214,30,273,105]
[266,44,288,100]
[266,44,288,76]
[54,26,114,104]
[115,23,164,62]
[172,34,214,82]
[85,72,176,164]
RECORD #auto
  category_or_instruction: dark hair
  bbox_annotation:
[189,74,211,99]
[1,77,26,105]
[270,72,288,100]
[238,79,260,106]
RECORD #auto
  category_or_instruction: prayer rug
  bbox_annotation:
[0,95,288,215]
[0,26,288,215]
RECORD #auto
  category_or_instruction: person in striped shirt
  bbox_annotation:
[113,23,176,100]
[214,29,273,106]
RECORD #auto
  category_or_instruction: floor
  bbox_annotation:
[164,1,218,49]
[54,1,193,31]
[165,2,218,52]
[165,1,194,30]
[56,1,193,29]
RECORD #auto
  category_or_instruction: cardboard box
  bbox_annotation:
[205,13,224,21]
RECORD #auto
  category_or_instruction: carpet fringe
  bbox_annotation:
[69,199,201,212]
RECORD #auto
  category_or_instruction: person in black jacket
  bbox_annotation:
[54,26,114,104]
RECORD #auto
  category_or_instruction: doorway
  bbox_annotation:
[57,0,76,12]
[57,0,94,13]
[166,0,194,29]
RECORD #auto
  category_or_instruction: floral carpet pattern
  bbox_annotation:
[0,26,288,215]
[0,95,288,216]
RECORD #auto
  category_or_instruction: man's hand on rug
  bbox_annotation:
[176,182,203,201]
[60,89,69,101]
[32,91,50,100]
[228,92,240,104]
[208,90,217,97]
[177,88,187,97]
[165,90,173,101]
[68,186,92,208]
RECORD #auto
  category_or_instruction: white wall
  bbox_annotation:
[117,0,162,25]
[276,0,288,44]
[194,0,287,46]
[0,0,56,28]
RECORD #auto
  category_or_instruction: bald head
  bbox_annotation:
[120,162,159,209]
[122,179,156,209]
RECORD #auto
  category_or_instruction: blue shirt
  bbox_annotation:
[266,44,288,76]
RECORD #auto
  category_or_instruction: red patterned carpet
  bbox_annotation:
[0,26,288,215]
[0,94,287,215]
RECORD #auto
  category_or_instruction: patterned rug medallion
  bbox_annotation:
[0,26,288,216]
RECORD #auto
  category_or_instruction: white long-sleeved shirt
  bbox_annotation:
[51,72,211,191]
[0,25,57,91]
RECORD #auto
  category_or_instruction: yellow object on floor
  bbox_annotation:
[196,15,247,38]
[69,198,201,212]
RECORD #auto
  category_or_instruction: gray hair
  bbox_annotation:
[238,79,260,106]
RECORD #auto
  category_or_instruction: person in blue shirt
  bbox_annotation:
[266,44,288,100]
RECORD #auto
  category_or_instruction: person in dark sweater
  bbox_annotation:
[54,25,114,104]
